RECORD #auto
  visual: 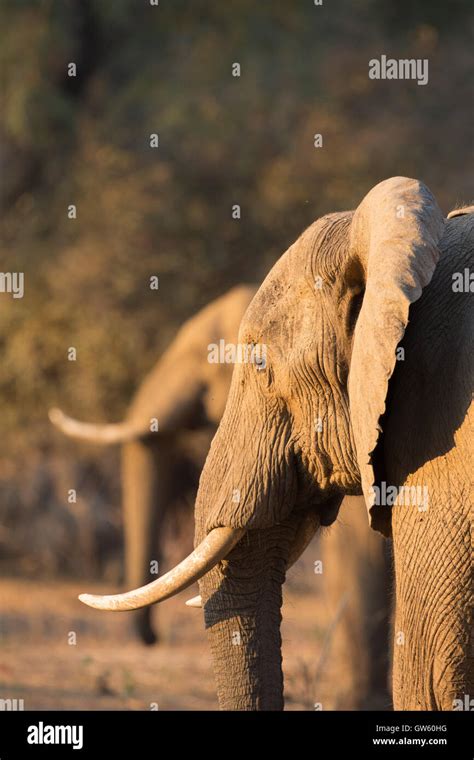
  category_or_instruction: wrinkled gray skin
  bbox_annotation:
[194,178,472,710]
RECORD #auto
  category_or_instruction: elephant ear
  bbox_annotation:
[347,177,445,535]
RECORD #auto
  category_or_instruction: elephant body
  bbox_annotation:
[385,212,473,709]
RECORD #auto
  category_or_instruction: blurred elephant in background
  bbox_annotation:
[320,496,391,710]
[83,179,472,710]
[51,284,257,644]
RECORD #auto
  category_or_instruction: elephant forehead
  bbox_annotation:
[240,283,314,351]
[243,211,352,320]
[242,259,316,337]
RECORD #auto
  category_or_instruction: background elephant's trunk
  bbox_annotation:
[122,438,165,644]
[198,521,296,710]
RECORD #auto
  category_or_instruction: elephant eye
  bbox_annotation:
[246,341,267,371]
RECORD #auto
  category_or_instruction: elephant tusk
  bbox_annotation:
[185,595,202,608]
[185,513,320,611]
[49,408,143,444]
[79,527,245,611]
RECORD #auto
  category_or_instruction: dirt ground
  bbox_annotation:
[0,544,353,711]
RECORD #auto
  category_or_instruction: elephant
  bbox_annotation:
[50,284,258,644]
[52,288,392,708]
[50,285,389,709]
[79,177,472,710]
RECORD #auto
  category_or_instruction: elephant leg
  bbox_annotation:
[391,472,473,710]
[122,437,170,645]
[321,496,392,709]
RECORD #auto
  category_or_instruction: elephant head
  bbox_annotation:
[79,177,445,709]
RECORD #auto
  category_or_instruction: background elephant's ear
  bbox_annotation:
[348,177,445,534]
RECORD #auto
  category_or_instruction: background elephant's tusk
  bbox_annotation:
[79,527,245,611]
[49,408,143,444]
[185,595,202,608]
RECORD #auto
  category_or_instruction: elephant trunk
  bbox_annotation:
[198,521,296,710]
[122,439,162,644]
[190,376,299,709]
